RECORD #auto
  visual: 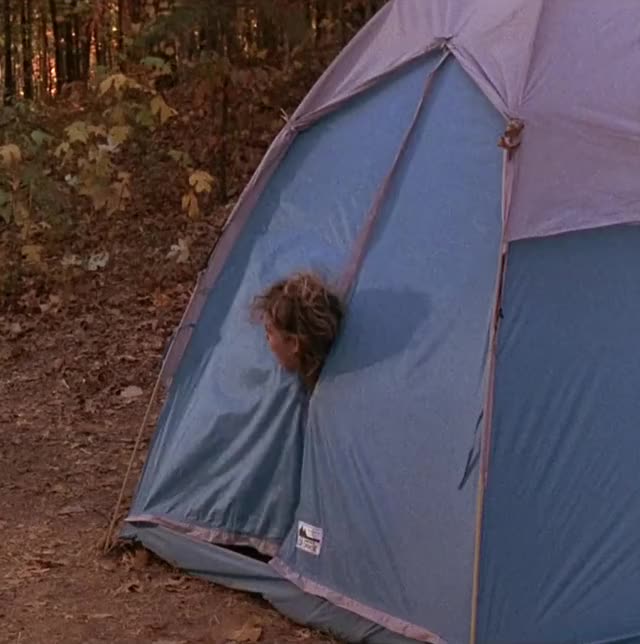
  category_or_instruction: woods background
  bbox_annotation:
[0,0,385,308]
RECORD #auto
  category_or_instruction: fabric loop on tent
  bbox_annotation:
[337,51,451,299]
[497,118,525,160]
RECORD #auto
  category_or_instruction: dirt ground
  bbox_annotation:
[0,207,337,644]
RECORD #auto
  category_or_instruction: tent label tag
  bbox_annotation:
[296,521,323,556]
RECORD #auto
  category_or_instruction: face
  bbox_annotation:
[265,321,301,372]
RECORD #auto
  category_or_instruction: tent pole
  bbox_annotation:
[469,144,516,643]
[101,371,164,553]
[101,280,199,553]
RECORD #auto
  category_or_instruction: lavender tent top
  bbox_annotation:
[295,0,640,241]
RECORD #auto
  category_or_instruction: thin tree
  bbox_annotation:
[3,0,14,104]
[64,4,76,83]
[40,1,50,96]
[21,0,34,99]
[49,0,64,93]
[117,0,124,52]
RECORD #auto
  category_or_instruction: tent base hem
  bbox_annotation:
[126,523,424,644]
[271,558,445,644]
[126,513,280,556]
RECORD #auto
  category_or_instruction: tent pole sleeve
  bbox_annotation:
[469,142,518,643]
[338,49,450,299]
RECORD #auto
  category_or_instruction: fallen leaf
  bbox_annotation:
[181,190,200,218]
[163,576,188,592]
[21,244,43,264]
[88,613,114,620]
[40,294,63,314]
[189,170,214,194]
[166,238,190,264]
[228,624,263,643]
[9,322,22,336]
[86,252,110,271]
[132,548,150,570]
[120,385,143,400]
[27,557,67,570]
[58,504,85,516]
[61,253,83,267]
[115,580,141,595]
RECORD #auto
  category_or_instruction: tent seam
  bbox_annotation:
[469,147,515,644]
[337,49,450,298]
[293,42,446,131]
[271,557,447,644]
[126,514,281,557]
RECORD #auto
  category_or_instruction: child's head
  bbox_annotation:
[252,272,344,389]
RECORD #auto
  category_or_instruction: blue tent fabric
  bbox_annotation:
[126,54,505,644]
[272,58,503,644]
[135,524,418,644]
[123,6,640,640]
[129,56,439,549]
[478,225,640,644]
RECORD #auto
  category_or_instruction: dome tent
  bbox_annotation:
[124,2,640,643]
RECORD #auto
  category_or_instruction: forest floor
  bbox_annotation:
[0,191,337,643]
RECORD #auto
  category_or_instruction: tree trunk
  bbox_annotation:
[117,0,124,52]
[49,0,64,93]
[258,4,276,51]
[73,12,82,80]
[40,3,50,97]
[21,0,34,100]
[80,19,91,80]
[130,0,142,23]
[3,0,14,105]
[337,0,345,47]
[64,16,75,83]
[95,23,106,67]
[315,0,328,44]
[218,72,229,202]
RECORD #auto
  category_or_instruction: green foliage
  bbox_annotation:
[141,56,172,75]
[168,149,193,167]
[189,170,214,194]
[43,70,178,216]
[30,130,53,147]
[0,186,10,224]
[0,0,386,296]
[150,94,177,125]
[65,121,90,144]
[0,143,24,224]
[0,144,22,167]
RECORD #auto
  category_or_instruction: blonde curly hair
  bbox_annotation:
[252,272,344,389]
